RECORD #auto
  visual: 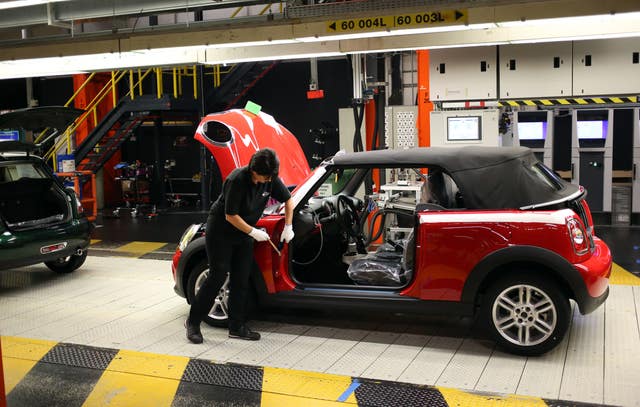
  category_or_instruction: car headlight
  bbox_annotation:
[178,224,201,252]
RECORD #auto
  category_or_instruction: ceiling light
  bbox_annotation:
[0,47,204,79]
[0,0,71,10]
[498,11,640,27]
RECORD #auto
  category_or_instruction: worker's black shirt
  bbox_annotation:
[208,166,291,242]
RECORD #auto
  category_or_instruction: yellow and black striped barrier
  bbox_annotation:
[498,96,638,107]
[0,336,620,407]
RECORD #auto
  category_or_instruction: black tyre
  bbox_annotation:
[45,250,88,273]
[481,273,571,356]
[186,259,229,327]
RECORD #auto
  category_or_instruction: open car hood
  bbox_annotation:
[0,106,83,132]
[194,108,310,187]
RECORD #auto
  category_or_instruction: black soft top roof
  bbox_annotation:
[329,146,581,209]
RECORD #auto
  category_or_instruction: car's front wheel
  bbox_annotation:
[186,260,229,327]
[45,250,88,273]
[482,273,571,356]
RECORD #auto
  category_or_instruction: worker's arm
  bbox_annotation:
[284,198,294,226]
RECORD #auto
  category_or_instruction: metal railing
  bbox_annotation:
[43,66,209,171]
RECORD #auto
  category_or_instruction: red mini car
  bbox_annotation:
[172,109,611,356]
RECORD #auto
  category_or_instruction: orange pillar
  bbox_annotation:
[416,50,434,147]
[0,338,6,407]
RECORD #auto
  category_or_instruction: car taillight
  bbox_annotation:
[566,217,588,255]
[75,193,84,214]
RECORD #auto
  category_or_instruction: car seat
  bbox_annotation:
[347,231,414,286]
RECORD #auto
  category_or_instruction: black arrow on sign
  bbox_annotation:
[455,10,464,20]
[329,22,337,31]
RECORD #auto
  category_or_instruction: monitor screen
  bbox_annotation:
[447,116,481,141]
[518,122,546,140]
[577,120,607,139]
[0,130,20,142]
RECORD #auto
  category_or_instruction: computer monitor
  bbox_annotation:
[518,122,546,140]
[0,130,20,142]
[447,116,481,141]
[577,120,608,139]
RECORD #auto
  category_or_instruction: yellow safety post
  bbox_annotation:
[137,69,143,96]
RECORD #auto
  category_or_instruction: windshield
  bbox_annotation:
[0,162,48,183]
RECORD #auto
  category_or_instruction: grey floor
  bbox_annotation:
[1,255,639,406]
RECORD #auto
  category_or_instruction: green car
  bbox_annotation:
[0,107,91,273]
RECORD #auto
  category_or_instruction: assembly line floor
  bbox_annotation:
[1,214,640,406]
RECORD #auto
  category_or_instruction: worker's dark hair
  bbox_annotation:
[249,148,279,178]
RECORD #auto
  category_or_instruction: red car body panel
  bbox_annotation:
[194,109,311,187]
[392,208,611,302]
[575,237,612,297]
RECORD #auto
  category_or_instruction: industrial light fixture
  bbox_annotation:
[0,47,205,79]
[497,11,640,28]
[0,0,72,10]
[504,11,640,44]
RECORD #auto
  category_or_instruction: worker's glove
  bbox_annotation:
[280,224,295,243]
[248,227,270,242]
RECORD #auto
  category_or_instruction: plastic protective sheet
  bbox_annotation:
[347,238,413,286]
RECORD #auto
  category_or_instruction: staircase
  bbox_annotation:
[206,61,278,110]
[74,95,197,172]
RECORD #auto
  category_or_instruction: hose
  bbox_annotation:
[364,208,411,245]
[292,213,324,266]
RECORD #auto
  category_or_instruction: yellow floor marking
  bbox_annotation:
[609,263,640,286]
[261,367,357,405]
[439,387,547,407]
[112,241,167,257]
[262,393,356,406]
[82,349,189,407]
[1,336,57,394]
[90,239,101,245]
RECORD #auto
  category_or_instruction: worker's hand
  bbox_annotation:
[248,227,270,242]
[280,224,295,243]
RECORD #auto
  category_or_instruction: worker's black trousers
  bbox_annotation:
[189,216,254,331]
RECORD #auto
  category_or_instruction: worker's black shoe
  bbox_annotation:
[228,325,261,341]
[185,319,203,344]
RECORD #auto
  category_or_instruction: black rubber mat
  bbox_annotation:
[41,342,118,370]
[182,359,264,392]
[354,379,448,407]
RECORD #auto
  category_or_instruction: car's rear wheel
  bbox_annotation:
[482,273,570,356]
[186,260,229,327]
[44,250,87,273]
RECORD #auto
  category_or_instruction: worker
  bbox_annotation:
[185,148,295,342]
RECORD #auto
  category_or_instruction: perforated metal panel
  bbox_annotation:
[384,109,392,149]
[386,106,418,150]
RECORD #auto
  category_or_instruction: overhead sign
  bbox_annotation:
[327,9,466,33]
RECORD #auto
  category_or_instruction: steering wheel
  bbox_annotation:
[337,195,361,237]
